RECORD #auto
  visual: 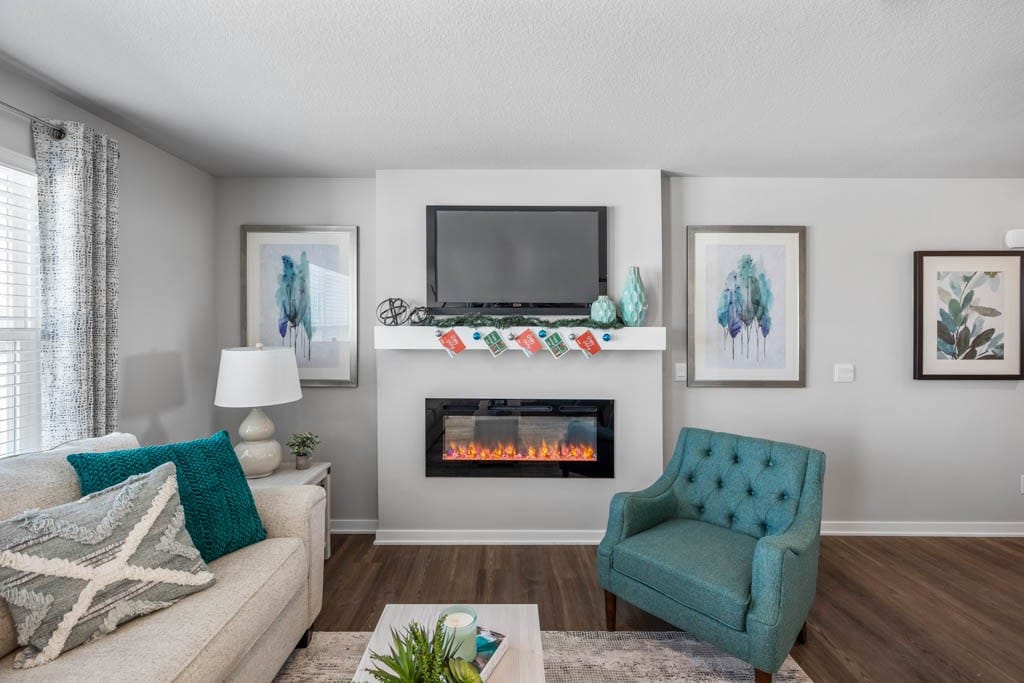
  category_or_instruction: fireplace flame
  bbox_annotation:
[444,439,597,462]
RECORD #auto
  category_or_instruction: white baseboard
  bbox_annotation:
[329,518,378,534]
[373,529,606,545]
[821,521,1024,537]
[330,520,1024,541]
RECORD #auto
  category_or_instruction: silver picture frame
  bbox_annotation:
[242,225,359,387]
[687,225,806,388]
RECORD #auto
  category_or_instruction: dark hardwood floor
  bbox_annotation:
[317,535,1024,682]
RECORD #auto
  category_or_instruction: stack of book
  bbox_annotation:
[469,627,509,680]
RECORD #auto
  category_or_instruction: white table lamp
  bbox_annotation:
[215,344,302,478]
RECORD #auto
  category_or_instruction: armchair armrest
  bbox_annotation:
[749,514,819,622]
[252,485,326,627]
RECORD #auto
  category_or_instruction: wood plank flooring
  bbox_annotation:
[317,535,1024,682]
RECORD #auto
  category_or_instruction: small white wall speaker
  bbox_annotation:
[1004,229,1024,248]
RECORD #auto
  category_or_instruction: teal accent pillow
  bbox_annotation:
[67,431,266,562]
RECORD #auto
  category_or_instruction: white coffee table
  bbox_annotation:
[352,604,544,682]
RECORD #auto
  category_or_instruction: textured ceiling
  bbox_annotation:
[0,1,1022,177]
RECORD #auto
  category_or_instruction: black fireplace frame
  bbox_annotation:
[425,398,614,478]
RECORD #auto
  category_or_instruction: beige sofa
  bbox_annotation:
[0,433,325,682]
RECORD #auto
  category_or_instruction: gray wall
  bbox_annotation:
[666,177,1024,531]
[212,178,378,530]
[0,62,217,444]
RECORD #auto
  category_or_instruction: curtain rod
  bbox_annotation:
[0,98,66,140]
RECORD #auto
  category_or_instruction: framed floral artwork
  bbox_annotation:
[242,225,359,387]
[687,226,806,387]
[913,251,1022,380]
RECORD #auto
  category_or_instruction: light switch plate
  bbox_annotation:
[833,363,855,383]
[674,362,687,382]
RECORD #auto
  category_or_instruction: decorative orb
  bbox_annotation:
[507,333,515,340]
[435,329,443,337]
[408,307,429,325]
[538,329,547,338]
[376,297,411,326]
[602,333,612,342]
[472,331,481,340]
[568,333,577,340]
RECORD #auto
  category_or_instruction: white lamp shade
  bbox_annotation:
[214,347,302,408]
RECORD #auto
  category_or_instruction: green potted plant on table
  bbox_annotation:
[367,618,481,683]
[287,431,320,470]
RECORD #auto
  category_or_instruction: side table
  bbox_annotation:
[248,460,332,559]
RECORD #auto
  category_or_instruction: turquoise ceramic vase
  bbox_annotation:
[620,266,648,327]
[590,295,617,325]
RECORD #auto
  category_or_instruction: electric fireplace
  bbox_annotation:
[425,398,614,477]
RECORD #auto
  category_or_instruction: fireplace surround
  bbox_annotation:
[425,398,614,477]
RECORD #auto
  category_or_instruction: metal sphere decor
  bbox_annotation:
[435,329,443,337]
[507,332,516,340]
[568,333,577,340]
[538,329,547,338]
[602,333,612,342]
[376,297,411,326]
[472,331,482,340]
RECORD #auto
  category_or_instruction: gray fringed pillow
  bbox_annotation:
[0,462,215,668]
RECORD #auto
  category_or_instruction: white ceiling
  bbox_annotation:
[1,1,1022,178]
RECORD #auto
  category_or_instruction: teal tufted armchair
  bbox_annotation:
[598,428,825,682]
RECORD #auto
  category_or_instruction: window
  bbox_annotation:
[0,152,39,457]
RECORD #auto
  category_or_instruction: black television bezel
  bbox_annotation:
[426,205,608,315]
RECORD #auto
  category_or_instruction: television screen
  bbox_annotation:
[427,206,607,314]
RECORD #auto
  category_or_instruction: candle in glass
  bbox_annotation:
[440,605,478,662]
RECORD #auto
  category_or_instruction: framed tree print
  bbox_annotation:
[913,251,1022,380]
[687,226,806,387]
[242,225,359,387]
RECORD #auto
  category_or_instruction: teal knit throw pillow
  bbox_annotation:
[67,431,266,562]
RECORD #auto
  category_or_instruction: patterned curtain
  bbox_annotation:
[31,121,119,447]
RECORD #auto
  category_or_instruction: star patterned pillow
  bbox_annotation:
[0,462,215,668]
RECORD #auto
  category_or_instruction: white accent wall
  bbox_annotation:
[666,177,1024,535]
[374,170,665,543]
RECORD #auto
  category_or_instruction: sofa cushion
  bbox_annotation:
[613,518,757,630]
[0,537,306,681]
[68,431,266,563]
[0,432,140,660]
[0,463,215,669]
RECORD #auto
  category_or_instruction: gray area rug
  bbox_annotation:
[276,631,812,682]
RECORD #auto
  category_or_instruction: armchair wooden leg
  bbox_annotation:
[797,621,808,645]
[754,669,772,683]
[604,590,616,631]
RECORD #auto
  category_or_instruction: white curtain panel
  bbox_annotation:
[31,121,119,447]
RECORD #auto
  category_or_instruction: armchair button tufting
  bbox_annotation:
[766,459,773,467]
[687,474,695,483]
[733,455,740,464]
[698,505,705,513]
[716,479,723,488]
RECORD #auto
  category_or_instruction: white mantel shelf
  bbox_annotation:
[374,325,666,351]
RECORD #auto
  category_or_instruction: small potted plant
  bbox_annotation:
[287,432,320,470]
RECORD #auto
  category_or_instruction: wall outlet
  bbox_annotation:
[1020,474,1024,495]
[833,363,855,383]
[674,362,687,382]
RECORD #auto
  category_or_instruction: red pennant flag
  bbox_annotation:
[575,330,603,357]
[438,329,466,357]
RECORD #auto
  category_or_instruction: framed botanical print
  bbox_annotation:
[242,225,359,387]
[687,226,806,387]
[913,251,1022,380]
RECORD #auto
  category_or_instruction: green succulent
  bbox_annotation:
[287,431,320,457]
[366,618,473,683]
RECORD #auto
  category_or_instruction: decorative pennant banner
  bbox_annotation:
[438,328,466,357]
[515,329,543,357]
[483,330,508,357]
[544,331,570,359]
[575,330,603,358]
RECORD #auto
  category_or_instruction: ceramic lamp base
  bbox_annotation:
[235,407,282,478]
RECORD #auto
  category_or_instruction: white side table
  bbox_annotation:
[248,461,332,559]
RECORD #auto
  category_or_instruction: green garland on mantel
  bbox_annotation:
[414,313,624,330]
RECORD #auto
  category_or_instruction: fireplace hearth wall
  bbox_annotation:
[426,398,614,478]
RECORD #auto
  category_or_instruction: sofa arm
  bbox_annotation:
[252,485,326,628]
[597,483,677,588]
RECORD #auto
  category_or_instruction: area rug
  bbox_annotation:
[276,631,812,682]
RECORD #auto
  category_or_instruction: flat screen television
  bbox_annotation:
[426,205,607,314]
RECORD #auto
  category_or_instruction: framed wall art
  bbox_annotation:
[687,226,806,387]
[913,251,1022,380]
[242,225,359,387]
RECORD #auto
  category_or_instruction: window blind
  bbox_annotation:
[0,159,39,457]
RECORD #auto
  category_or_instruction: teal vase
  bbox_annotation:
[590,295,617,325]
[620,266,648,327]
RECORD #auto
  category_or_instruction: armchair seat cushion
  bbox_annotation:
[613,518,757,630]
